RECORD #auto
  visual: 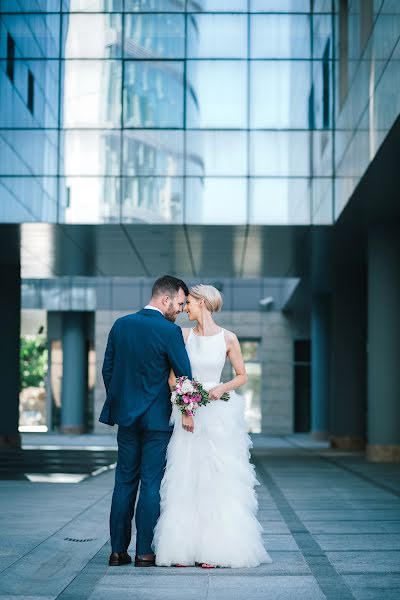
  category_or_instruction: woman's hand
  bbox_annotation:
[182,413,194,433]
[208,384,226,401]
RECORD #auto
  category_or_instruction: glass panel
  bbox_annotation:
[63,14,122,59]
[124,0,184,12]
[241,341,260,361]
[186,61,247,128]
[1,0,60,11]
[250,131,310,176]
[312,14,333,59]
[63,60,121,127]
[63,176,121,223]
[0,14,60,59]
[123,130,184,176]
[312,177,333,224]
[19,330,48,431]
[0,176,58,222]
[188,14,247,59]
[67,0,123,10]
[251,15,310,59]
[241,362,262,434]
[313,0,335,12]
[250,178,310,224]
[124,61,184,128]
[186,131,247,176]
[251,0,310,11]
[0,130,58,176]
[186,177,247,224]
[250,61,311,128]
[189,0,248,10]
[63,130,120,175]
[124,14,185,59]
[0,59,59,128]
[122,176,183,223]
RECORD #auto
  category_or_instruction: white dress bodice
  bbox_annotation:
[185,327,226,386]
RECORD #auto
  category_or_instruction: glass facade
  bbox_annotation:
[1,1,400,225]
[0,0,338,225]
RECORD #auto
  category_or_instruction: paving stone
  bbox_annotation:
[326,551,400,573]
[1,436,400,600]
[314,533,400,551]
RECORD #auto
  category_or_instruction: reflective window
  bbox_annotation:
[250,131,310,176]
[251,15,310,59]
[67,0,123,10]
[0,176,58,222]
[0,130,58,176]
[1,0,61,11]
[63,177,121,223]
[250,61,311,128]
[186,61,247,128]
[251,0,310,11]
[250,179,310,224]
[0,14,60,59]
[63,130,121,176]
[124,14,185,59]
[124,61,184,128]
[64,14,122,59]
[187,14,247,59]
[186,178,247,224]
[122,130,184,176]
[124,1,183,12]
[63,60,121,128]
[189,0,248,10]
[186,131,247,176]
[0,60,59,128]
[122,176,183,223]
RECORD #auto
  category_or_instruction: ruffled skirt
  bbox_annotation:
[152,387,272,567]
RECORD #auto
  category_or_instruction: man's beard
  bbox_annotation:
[164,302,177,322]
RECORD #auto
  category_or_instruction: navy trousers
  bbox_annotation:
[110,421,171,555]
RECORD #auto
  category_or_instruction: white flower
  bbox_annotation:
[188,402,194,411]
[170,391,177,404]
[181,379,194,394]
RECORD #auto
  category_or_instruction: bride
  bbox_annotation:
[152,284,272,568]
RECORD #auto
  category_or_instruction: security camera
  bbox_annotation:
[259,296,274,309]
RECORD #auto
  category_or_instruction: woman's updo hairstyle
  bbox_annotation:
[189,284,223,313]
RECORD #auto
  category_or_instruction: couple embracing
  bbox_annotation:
[99,275,271,569]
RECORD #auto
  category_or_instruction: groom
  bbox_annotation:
[99,275,192,567]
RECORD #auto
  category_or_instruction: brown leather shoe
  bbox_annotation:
[109,551,132,566]
[135,555,156,567]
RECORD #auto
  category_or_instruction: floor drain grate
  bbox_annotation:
[64,537,97,542]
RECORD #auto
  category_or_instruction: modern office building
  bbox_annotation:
[1,1,399,461]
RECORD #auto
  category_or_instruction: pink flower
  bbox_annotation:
[183,395,190,404]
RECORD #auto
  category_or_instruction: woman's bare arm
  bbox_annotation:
[208,331,248,400]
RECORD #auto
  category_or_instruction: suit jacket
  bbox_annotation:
[99,308,192,431]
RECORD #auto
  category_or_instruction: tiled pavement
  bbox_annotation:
[0,434,399,600]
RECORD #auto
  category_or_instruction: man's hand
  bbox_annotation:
[208,384,226,400]
[182,413,194,433]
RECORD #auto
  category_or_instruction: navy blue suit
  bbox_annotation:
[99,308,192,555]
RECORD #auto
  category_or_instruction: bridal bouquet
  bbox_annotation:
[171,376,229,416]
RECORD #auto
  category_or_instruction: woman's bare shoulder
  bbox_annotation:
[222,328,239,347]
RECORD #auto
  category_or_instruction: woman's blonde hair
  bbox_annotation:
[189,284,223,313]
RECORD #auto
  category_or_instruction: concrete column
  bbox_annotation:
[330,267,367,450]
[0,263,21,448]
[60,312,87,434]
[311,293,330,440]
[367,226,400,462]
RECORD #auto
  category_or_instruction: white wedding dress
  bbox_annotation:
[152,328,272,567]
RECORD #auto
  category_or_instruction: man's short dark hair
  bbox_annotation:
[152,275,189,298]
